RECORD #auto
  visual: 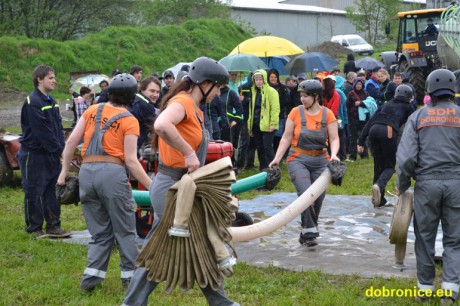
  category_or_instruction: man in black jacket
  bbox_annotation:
[18,64,70,239]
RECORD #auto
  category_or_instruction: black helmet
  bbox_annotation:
[188,57,229,86]
[394,84,413,101]
[426,69,456,97]
[108,73,138,105]
[298,80,322,95]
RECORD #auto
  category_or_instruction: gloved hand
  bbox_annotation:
[56,174,80,205]
[328,160,347,186]
[263,167,282,190]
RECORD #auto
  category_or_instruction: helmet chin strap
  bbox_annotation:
[306,94,317,110]
[198,83,216,105]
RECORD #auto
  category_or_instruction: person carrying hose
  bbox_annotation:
[123,57,239,306]
[269,79,340,247]
[58,74,152,292]
[396,69,460,304]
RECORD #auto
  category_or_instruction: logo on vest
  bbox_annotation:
[418,108,460,129]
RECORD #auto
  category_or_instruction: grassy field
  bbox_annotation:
[0,36,435,305]
[0,153,439,306]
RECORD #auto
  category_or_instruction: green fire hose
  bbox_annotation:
[133,171,272,207]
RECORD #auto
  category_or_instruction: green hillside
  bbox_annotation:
[0,18,251,99]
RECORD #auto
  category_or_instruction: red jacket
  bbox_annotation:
[324,90,340,116]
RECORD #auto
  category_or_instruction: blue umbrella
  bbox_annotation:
[219,53,269,72]
[284,52,338,74]
[260,56,290,75]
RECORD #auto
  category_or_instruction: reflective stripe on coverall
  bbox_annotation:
[79,103,139,288]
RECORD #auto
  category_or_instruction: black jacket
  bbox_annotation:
[344,60,357,75]
[19,88,65,154]
[358,97,414,146]
[128,93,157,148]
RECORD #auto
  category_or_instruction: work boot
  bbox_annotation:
[46,226,71,238]
[372,184,381,208]
[299,233,318,247]
[32,230,48,239]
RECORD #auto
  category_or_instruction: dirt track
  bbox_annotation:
[0,99,74,128]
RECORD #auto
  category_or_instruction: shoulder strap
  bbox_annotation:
[321,106,327,128]
[298,105,306,126]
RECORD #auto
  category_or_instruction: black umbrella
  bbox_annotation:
[284,52,338,74]
[355,57,384,70]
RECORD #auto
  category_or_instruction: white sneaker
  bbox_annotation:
[372,184,381,207]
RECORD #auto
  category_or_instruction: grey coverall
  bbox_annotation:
[79,103,139,290]
[288,106,329,239]
[123,105,239,306]
[397,102,460,298]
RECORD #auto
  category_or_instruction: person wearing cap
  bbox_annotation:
[396,69,460,303]
[269,79,339,247]
[285,75,301,114]
[247,69,280,170]
[357,84,414,207]
[123,57,239,306]
[158,70,175,104]
[297,73,306,82]
[364,66,381,100]
[424,18,438,36]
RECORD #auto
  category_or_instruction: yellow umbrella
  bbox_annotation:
[229,35,304,57]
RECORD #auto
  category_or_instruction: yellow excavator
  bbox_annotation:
[380,3,460,103]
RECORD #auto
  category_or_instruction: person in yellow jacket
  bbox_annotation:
[247,69,280,170]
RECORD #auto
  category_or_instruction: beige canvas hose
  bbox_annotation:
[136,158,336,292]
[136,157,237,292]
[229,169,332,242]
[389,191,414,265]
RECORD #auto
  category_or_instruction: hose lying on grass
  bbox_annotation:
[136,157,345,292]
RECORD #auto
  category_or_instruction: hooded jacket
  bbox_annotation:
[248,69,280,132]
[346,78,369,120]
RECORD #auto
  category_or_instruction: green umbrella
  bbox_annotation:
[219,53,269,72]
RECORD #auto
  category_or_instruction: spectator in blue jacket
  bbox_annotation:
[18,64,70,239]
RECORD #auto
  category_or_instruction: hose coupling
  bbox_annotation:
[168,226,190,237]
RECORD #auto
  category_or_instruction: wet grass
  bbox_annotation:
[0,154,438,306]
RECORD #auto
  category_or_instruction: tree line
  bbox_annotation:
[0,0,230,41]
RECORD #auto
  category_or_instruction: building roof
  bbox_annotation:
[221,0,346,15]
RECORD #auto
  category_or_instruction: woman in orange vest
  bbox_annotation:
[269,79,339,247]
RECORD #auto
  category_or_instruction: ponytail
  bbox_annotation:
[151,78,195,150]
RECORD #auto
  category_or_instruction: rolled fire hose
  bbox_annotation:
[136,157,334,292]
[388,191,414,266]
[136,157,238,292]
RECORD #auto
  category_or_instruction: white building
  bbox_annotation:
[225,0,356,49]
